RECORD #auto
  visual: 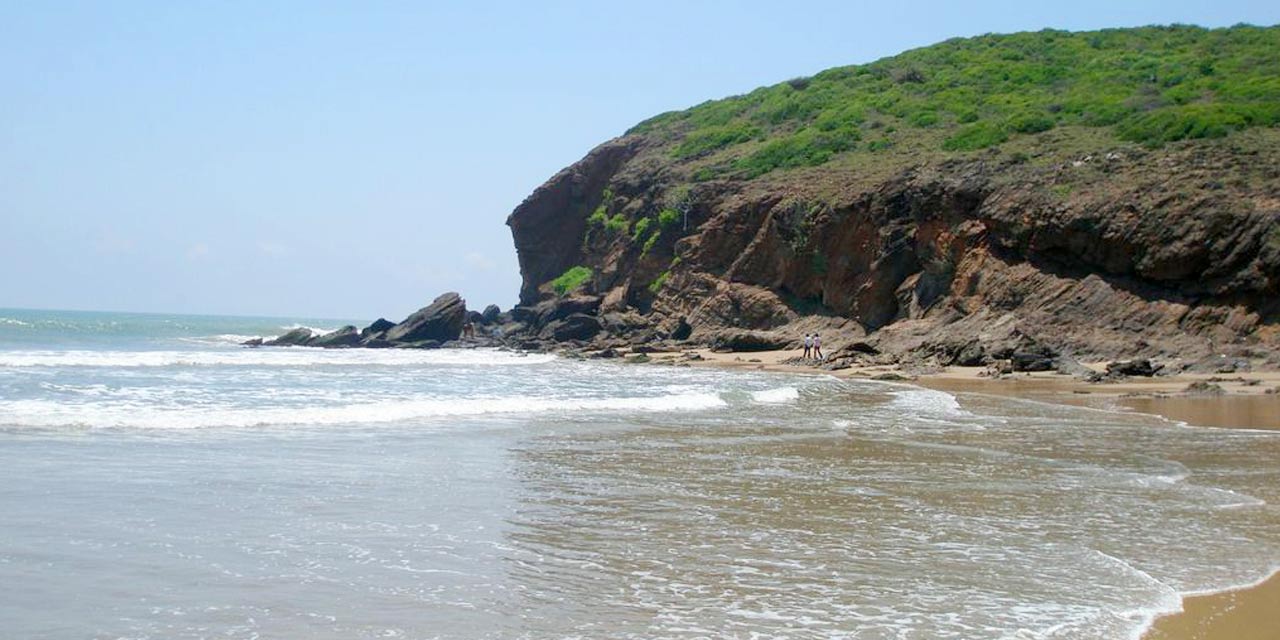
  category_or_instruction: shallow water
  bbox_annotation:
[1,308,1278,639]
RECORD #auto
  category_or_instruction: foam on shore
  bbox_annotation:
[0,347,558,368]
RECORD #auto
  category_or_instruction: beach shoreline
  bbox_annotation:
[621,346,1280,639]
[661,347,1280,431]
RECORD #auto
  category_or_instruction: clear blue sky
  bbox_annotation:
[3,1,1276,320]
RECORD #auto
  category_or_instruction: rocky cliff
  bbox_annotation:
[506,26,1280,370]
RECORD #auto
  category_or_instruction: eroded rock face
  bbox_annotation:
[506,130,1280,363]
[506,138,639,305]
[384,292,467,344]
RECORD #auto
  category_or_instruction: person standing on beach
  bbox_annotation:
[803,333,812,359]
[813,333,823,360]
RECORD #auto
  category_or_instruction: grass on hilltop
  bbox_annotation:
[627,24,1280,180]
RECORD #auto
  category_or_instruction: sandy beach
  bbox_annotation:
[664,348,1280,431]
[1145,570,1280,640]
[626,346,1280,639]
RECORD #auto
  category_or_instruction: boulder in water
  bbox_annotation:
[360,318,395,340]
[311,325,361,348]
[265,327,315,347]
[384,292,467,344]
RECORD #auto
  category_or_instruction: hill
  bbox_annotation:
[505,25,1280,371]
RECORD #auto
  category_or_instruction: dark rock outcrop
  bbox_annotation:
[708,330,792,353]
[536,295,602,325]
[1184,381,1226,395]
[311,325,361,348]
[384,292,467,344]
[1011,352,1055,372]
[540,313,602,342]
[360,318,395,340]
[265,327,315,347]
[481,304,502,324]
[1106,359,1161,377]
[507,138,639,305]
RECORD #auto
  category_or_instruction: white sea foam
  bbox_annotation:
[750,386,800,404]
[281,323,339,335]
[179,334,268,346]
[0,392,728,429]
[3,322,1279,640]
[0,317,32,327]
[888,387,971,421]
[0,348,557,368]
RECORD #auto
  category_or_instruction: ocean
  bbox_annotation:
[1,308,1277,639]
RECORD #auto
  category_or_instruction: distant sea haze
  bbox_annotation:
[1,308,1277,639]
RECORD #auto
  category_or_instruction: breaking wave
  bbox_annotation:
[0,348,557,368]
[0,392,729,430]
[751,386,800,403]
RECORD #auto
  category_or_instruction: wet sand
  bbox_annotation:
[668,348,1280,430]
[633,348,1280,638]
[1144,570,1280,640]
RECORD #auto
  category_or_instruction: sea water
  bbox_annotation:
[1,308,1277,639]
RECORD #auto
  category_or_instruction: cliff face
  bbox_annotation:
[509,140,639,305]
[506,26,1280,367]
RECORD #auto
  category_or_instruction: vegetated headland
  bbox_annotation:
[262,24,1280,400]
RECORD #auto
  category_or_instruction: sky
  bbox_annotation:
[2,1,1277,321]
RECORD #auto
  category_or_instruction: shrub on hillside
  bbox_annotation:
[671,123,760,159]
[1008,112,1056,133]
[550,266,593,296]
[734,126,860,177]
[658,207,681,227]
[639,25,1279,175]
[1117,103,1278,146]
[942,121,1009,151]
[631,217,653,242]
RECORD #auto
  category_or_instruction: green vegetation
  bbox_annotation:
[632,216,663,255]
[943,121,1010,151]
[672,123,760,158]
[733,126,860,178]
[586,207,606,226]
[550,266,593,296]
[866,138,894,151]
[648,270,671,294]
[1116,102,1276,146]
[642,232,660,255]
[604,213,628,235]
[587,188,614,224]
[1009,111,1056,134]
[627,25,1280,177]
[658,207,681,227]
[631,217,653,242]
